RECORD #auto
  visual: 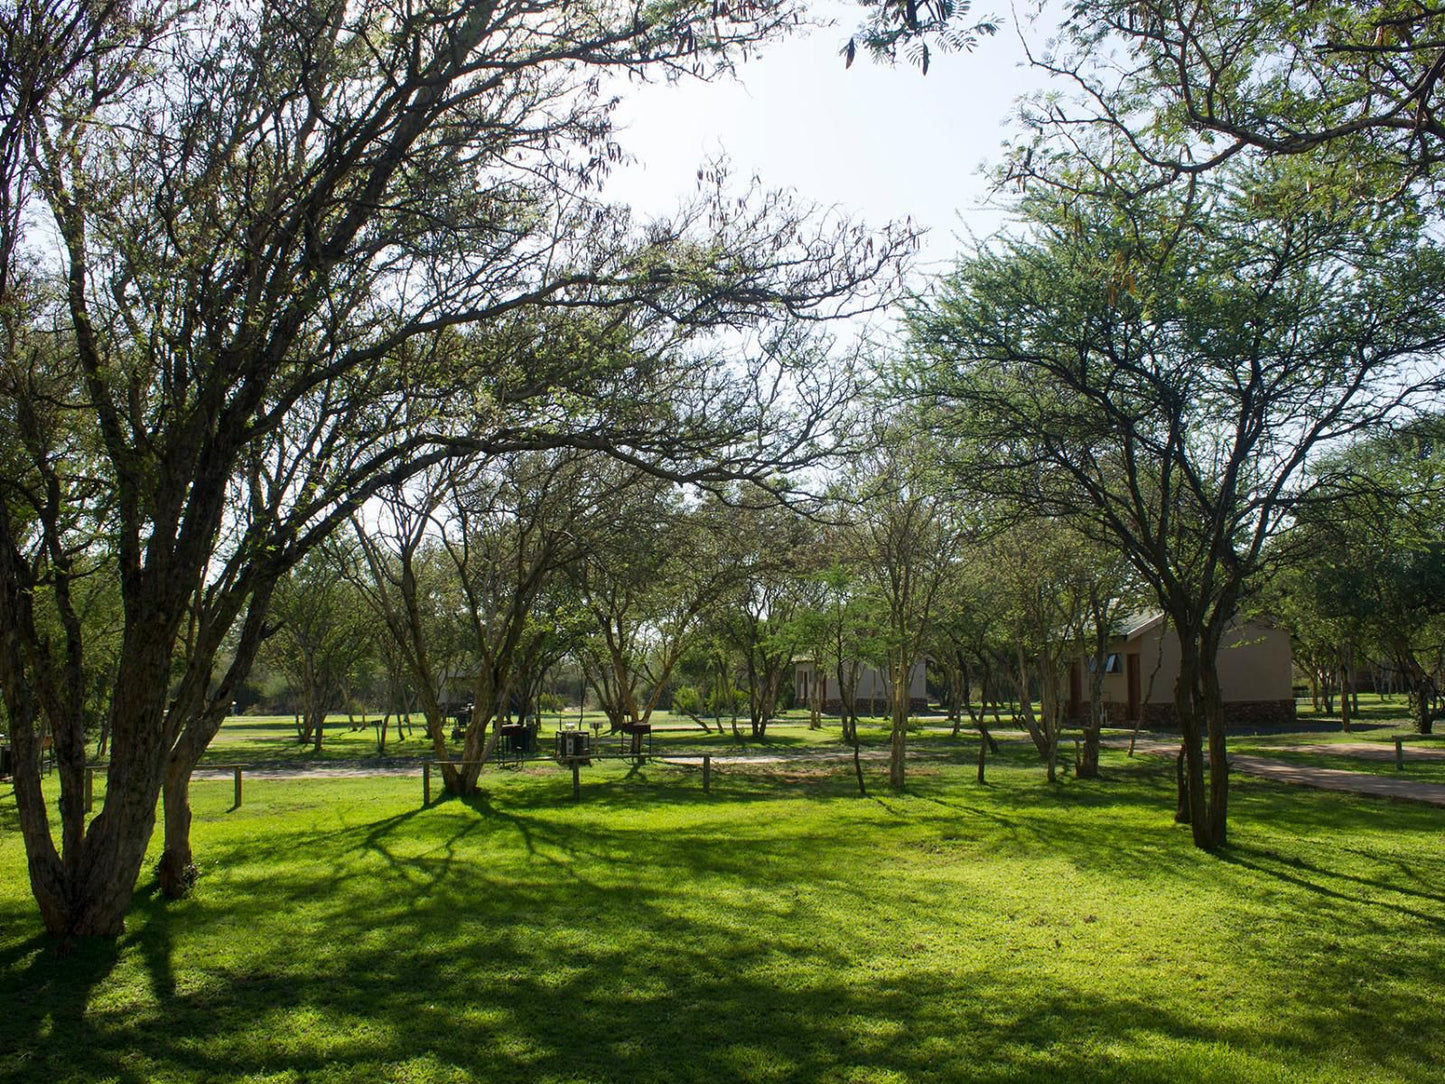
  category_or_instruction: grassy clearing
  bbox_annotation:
[1290,694,1420,728]
[3,743,1443,1084]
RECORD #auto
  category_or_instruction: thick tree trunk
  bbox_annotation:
[157,766,195,899]
[889,673,907,791]
[1205,685,1229,846]
[1173,636,1226,850]
[15,643,179,936]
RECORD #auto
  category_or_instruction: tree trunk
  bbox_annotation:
[1077,721,1101,779]
[1340,647,1352,734]
[1174,747,1190,824]
[1012,645,1050,758]
[11,631,187,937]
[1173,636,1225,850]
[889,663,908,791]
[156,699,235,900]
[851,732,867,797]
[157,766,195,900]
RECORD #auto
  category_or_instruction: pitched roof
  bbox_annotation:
[1114,611,1165,640]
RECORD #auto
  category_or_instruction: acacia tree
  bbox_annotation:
[348,475,471,771]
[907,160,1445,849]
[847,429,962,790]
[1282,416,1445,734]
[263,547,373,754]
[1022,0,1445,203]
[0,0,912,937]
[574,487,743,744]
[709,498,814,739]
[435,450,611,792]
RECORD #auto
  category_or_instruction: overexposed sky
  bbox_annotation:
[603,2,1053,280]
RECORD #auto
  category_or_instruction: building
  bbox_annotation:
[794,659,929,715]
[1069,613,1296,728]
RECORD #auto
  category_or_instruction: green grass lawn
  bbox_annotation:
[4,743,1443,1083]
[1291,693,1422,728]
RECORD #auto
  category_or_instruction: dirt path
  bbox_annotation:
[1228,756,1445,807]
[1284,741,1445,761]
[193,763,422,781]
[193,738,1445,807]
[191,746,949,782]
[1106,737,1445,807]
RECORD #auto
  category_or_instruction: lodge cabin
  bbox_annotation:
[794,659,929,715]
[1069,613,1296,728]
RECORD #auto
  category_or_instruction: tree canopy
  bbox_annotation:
[903,156,1445,846]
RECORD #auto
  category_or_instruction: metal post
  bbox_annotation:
[85,768,93,812]
[1396,737,1404,771]
[423,763,431,805]
[234,766,243,808]
[572,761,580,801]
[703,754,711,793]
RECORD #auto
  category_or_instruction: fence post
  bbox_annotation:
[233,766,243,808]
[423,763,431,805]
[1396,737,1404,771]
[703,755,711,793]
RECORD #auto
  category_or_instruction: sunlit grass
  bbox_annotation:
[3,745,1443,1083]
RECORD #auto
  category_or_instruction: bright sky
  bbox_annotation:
[603,2,1054,282]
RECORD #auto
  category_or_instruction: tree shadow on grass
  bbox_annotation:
[0,931,129,1084]
[1217,843,1445,927]
[5,843,1442,1084]
[0,789,19,834]
[7,753,1445,1083]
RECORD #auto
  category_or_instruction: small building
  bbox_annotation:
[1069,613,1296,728]
[794,659,928,715]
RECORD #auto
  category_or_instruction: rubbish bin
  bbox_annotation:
[555,729,590,761]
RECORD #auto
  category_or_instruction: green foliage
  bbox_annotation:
[1034,0,1445,208]
[843,0,998,74]
[1275,415,1445,730]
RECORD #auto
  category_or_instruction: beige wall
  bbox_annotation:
[1098,620,1293,706]
[796,661,927,705]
